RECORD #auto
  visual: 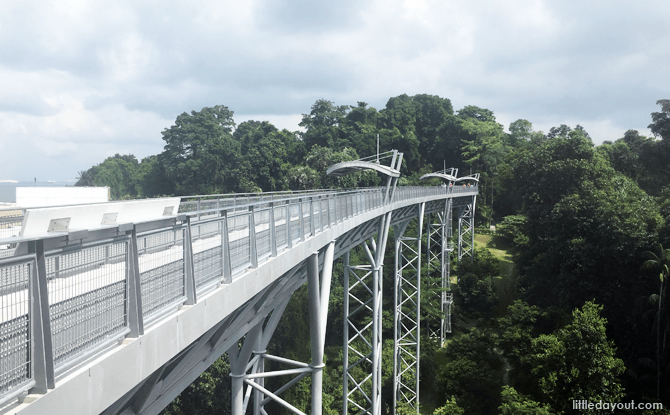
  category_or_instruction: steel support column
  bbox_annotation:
[230,241,335,415]
[307,241,335,415]
[343,213,392,415]
[425,198,454,344]
[457,195,476,260]
[393,203,424,415]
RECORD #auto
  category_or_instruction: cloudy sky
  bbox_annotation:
[1,0,668,182]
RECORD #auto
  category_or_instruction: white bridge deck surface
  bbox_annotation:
[0,220,269,324]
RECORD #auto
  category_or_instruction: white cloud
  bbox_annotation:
[0,0,669,181]
[235,114,305,133]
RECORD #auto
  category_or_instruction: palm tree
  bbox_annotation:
[642,244,670,399]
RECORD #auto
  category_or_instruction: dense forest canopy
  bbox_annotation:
[77,96,670,414]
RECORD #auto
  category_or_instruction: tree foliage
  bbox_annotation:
[526,302,625,414]
[160,105,239,195]
[74,96,670,413]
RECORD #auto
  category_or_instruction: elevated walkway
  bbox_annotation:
[0,183,477,415]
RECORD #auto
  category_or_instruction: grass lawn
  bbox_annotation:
[474,233,518,316]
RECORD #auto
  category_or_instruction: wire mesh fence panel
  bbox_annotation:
[228,214,251,275]
[289,203,301,244]
[138,228,186,319]
[46,241,129,368]
[274,205,288,253]
[0,211,23,240]
[192,220,224,290]
[178,202,198,214]
[0,258,32,398]
[198,200,221,218]
[255,210,271,260]
[329,198,337,226]
[311,200,321,233]
[302,201,311,239]
[0,244,17,260]
[318,199,328,232]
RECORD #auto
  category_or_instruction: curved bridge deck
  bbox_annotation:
[0,185,477,415]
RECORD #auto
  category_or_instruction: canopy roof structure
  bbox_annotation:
[326,150,401,178]
[419,167,458,182]
[420,169,479,183]
[454,173,480,183]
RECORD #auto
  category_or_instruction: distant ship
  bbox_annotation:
[0,179,18,183]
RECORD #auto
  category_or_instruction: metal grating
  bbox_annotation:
[255,210,271,259]
[192,220,223,289]
[0,210,23,240]
[228,214,251,274]
[138,229,185,318]
[0,258,32,396]
[274,205,288,253]
[47,241,128,367]
[289,203,301,243]
[302,201,311,239]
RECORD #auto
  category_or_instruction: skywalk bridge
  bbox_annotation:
[0,155,478,415]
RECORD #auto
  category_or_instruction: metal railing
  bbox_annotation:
[0,209,23,260]
[0,185,477,406]
[0,209,23,240]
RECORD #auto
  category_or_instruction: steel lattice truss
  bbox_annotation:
[393,203,424,415]
[228,243,336,415]
[425,198,454,344]
[343,214,391,415]
[457,196,476,260]
[444,292,453,336]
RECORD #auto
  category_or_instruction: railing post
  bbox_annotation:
[222,210,233,284]
[126,227,145,337]
[310,197,315,237]
[29,240,55,391]
[287,202,293,249]
[27,246,46,394]
[327,196,332,228]
[269,202,277,257]
[184,217,197,305]
[299,199,305,242]
[249,206,258,269]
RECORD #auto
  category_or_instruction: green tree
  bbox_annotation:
[160,356,231,415]
[339,102,381,158]
[234,121,300,192]
[434,330,505,414]
[498,301,565,399]
[300,99,349,150]
[160,105,239,195]
[642,244,670,399]
[499,386,554,415]
[526,302,625,414]
[508,119,545,147]
[76,154,139,199]
[432,397,465,415]
[133,155,171,197]
[504,134,661,312]
[649,99,670,141]
[597,129,669,196]
[455,248,500,316]
[494,215,529,251]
